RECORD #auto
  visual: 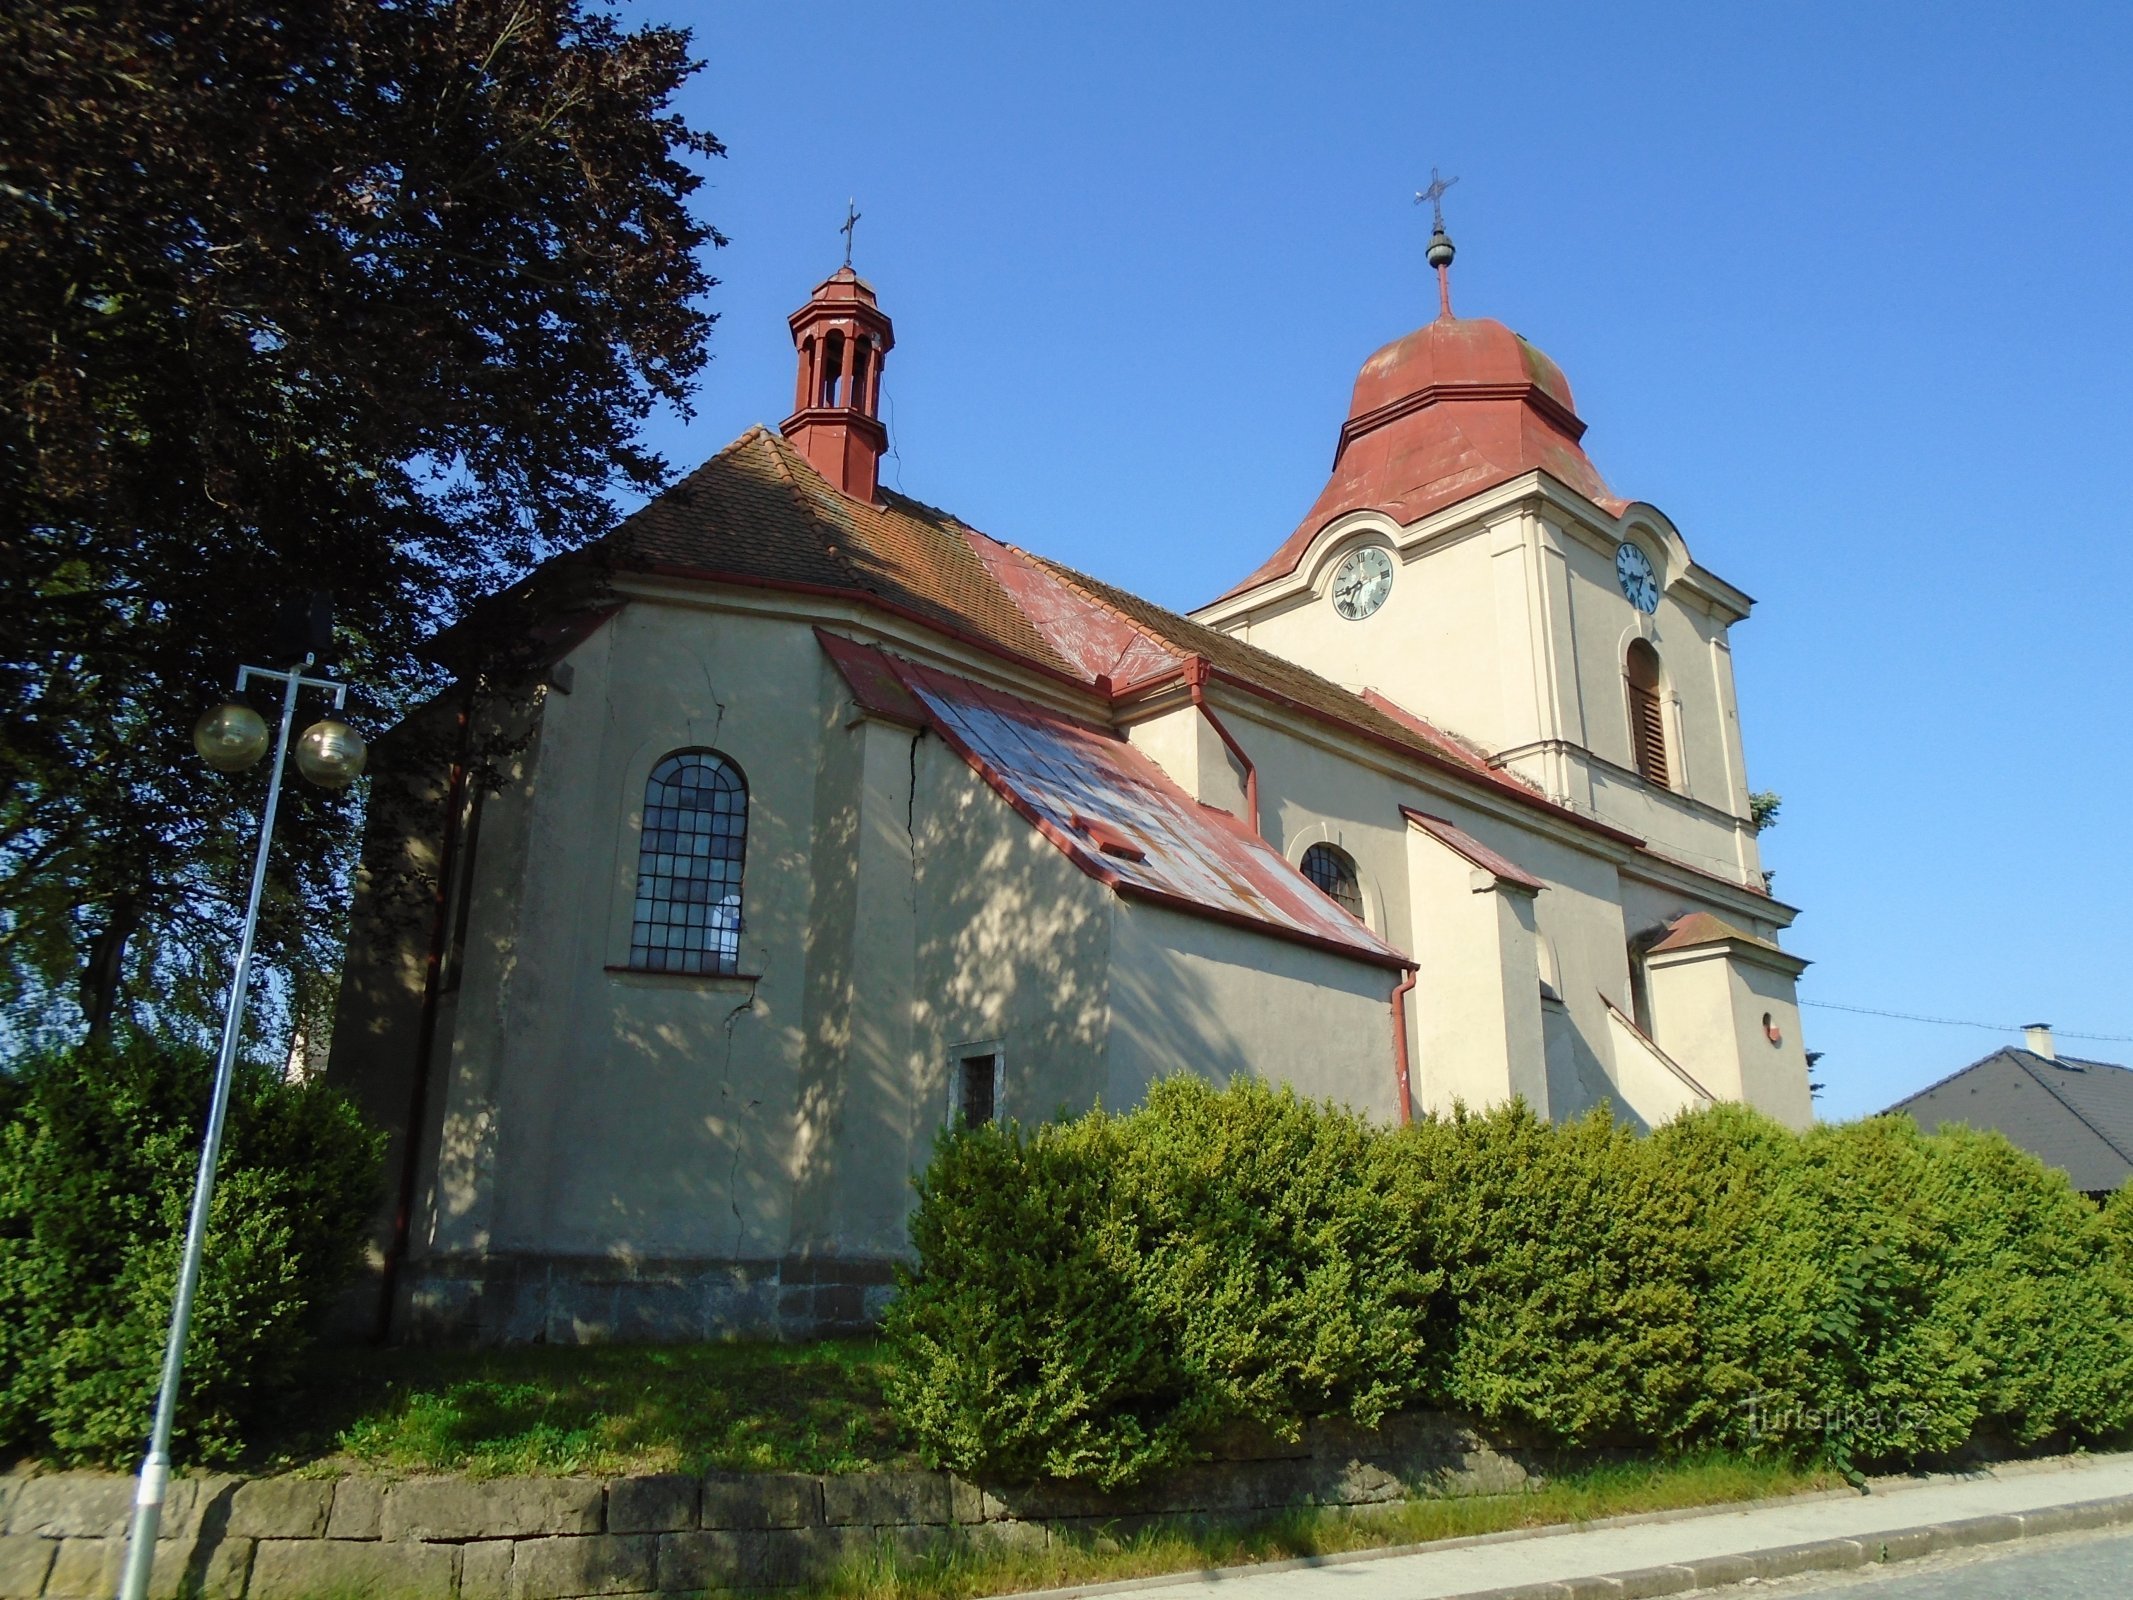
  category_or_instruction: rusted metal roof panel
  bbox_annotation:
[822,638,1409,970]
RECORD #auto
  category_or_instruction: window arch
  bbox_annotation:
[1300,842,1364,920]
[1624,639,1670,788]
[630,751,747,975]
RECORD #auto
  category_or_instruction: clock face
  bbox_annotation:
[1616,542,1660,613]
[1331,546,1394,621]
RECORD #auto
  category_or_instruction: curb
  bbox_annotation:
[1445,1493,2133,1598]
[1000,1465,2133,1600]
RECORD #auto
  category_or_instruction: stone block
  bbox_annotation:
[327,1478,386,1540]
[821,1472,950,1528]
[1606,1563,1697,1598]
[699,1473,819,1530]
[1747,1538,1864,1578]
[1674,1553,1761,1588]
[0,1538,55,1600]
[2018,1497,2133,1536]
[506,1534,653,1600]
[229,1478,334,1540]
[160,1477,242,1543]
[382,1477,603,1542]
[1937,1512,2022,1548]
[39,1539,117,1599]
[1867,1528,1941,1564]
[143,1534,254,1600]
[1551,1577,1625,1599]
[740,1526,865,1588]
[605,1476,697,1535]
[948,1477,988,1525]
[249,1536,457,1600]
[457,1540,514,1600]
[10,1476,134,1539]
[654,1530,743,1593]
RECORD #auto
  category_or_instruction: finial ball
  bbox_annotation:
[1427,229,1456,270]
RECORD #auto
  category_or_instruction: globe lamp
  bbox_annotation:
[295,718,367,789]
[193,703,270,773]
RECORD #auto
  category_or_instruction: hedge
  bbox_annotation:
[885,1079,2133,1486]
[0,1037,384,1464]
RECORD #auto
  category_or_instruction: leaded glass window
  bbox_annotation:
[630,751,747,975]
[1301,842,1364,920]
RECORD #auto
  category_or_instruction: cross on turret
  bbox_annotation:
[1414,167,1460,320]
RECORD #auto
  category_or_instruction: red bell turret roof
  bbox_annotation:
[1217,314,1626,602]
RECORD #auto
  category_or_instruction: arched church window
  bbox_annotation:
[1625,640,1669,788]
[630,751,747,975]
[1300,843,1364,920]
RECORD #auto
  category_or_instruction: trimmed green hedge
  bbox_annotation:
[885,1081,2133,1487]
[0,1038,384,1464]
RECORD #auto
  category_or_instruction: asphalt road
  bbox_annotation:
[1750,1525,2133,1596]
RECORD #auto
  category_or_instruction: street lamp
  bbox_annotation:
[117,657,366,1600]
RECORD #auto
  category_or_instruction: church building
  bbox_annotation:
[327,223,1812,1344]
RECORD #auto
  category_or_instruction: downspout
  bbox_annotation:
[1186,656,1259,836]
[374,696,472,1342]
[1390,969,1416,1125]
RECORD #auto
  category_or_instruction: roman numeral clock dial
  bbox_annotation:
[1615,542,1660,613]
[1330,545,1394,620]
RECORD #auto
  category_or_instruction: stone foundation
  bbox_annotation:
[392,1253,900,1344]
[0,1412,1563,1599]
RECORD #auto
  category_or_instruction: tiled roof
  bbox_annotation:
[818,636,1411,971]
[600,426,1678,869]
[610,426,1076,677]
[1889,1048,2133,1195]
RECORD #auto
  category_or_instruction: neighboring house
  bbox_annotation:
[325,234,1813,1345]
[1886,1026,2133,1200]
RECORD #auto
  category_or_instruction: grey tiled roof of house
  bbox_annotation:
[1887,1047,2133,1195]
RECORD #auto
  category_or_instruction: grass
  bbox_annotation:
[255,1338,911,1478]
[814,1452,1847,1600]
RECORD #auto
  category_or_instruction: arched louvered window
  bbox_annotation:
[1625,640,1670,788]
[1300,842,1364,920]
[630,751,747,975]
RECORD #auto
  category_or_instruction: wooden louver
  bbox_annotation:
[1629,683,1669,786]
[1624,640,1669,787]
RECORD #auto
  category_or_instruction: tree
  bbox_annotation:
[0,1,723,1043]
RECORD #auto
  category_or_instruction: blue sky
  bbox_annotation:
[631,2,2132,1121]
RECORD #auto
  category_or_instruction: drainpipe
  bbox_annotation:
[1186,657,1259,836]
[375,697,472,1342]
[1390,970,1416,1125]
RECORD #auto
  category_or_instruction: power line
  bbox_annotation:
[1800,999,2133,1044]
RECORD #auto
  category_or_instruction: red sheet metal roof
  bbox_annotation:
[1401,808,1547,893]
[1217,316,1628,603]
[819,636,1411,971]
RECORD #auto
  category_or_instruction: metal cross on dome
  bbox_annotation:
[840,198,861,267]
[1416,167,1459,232]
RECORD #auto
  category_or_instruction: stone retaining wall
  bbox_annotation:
[0,1413,1556,1599]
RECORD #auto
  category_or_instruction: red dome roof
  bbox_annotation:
[1218,315,1624,602]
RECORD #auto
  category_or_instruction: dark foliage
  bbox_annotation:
[0,1,722,1040]
[0,1037,384,1464]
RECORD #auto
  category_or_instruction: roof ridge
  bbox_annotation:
[1007,546,1181,681]
[752,427,873,593]
[2012,1051,2133,1166]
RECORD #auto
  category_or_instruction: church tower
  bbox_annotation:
[781,264,895,502]
[1192,212,1767,893]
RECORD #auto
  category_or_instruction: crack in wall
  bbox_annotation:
[719,982,761,1263]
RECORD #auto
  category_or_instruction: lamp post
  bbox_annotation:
[116,657,366,1600]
